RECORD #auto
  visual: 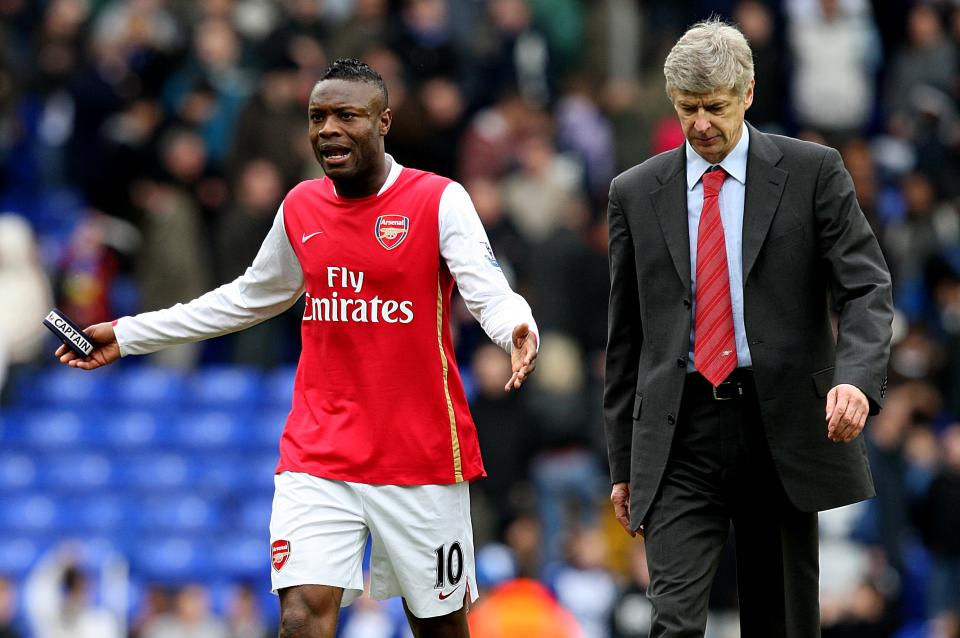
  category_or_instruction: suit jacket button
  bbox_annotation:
[677,357,687,367]
[682,299,692,308]
[667,415,675,424]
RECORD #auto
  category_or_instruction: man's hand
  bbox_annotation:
[55,322,120,370]
[504,323,537,391]
[611,482,639,538]
[826,383,869,443]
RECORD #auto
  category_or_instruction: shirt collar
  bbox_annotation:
[685,124,750,191]
[378,154,403,195]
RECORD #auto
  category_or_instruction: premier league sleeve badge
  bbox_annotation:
[43,309,95,358]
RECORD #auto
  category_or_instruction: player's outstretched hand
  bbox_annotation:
[55,322,120,370]
[505,323,537,391]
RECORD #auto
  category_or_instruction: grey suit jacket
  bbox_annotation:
[603,124,894,530]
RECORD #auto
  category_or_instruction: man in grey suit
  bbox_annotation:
[604,20,894,637]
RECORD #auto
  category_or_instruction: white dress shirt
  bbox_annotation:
[686,125,753,371]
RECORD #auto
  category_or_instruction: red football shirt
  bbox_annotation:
[277,167,485,485]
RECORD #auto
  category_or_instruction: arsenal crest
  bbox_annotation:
[376,215,409,250]
[271,539,291,571]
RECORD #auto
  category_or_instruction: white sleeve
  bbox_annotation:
[439,182,539,353]
[115,203,305,356]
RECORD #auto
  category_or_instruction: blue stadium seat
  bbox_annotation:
[118,453,195,491]
[41,452,116,491]
[237,496,274,534]
[132,536,213,581]
[0,494,60,531]
[210,534,269,578]
[187,366,264,408]
[247,455,281,492]
[102,409,171,450]
[0,536,43,576]
[14,409,90,449]
[134,495,223,532]
[195,454,260,493]
[251,409,288,448]
[113,365,187,408]
[59,495,130,533]
[0,408,43,447]
[0,452,37,491]
[21,366,113,407]
[173,410,246,450]
[264,365,297,408]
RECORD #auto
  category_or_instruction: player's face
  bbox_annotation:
[671,82,753,164]
[308,79,392,194]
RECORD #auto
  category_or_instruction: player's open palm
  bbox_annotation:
[505,323,537,391]
[55,322,120,370]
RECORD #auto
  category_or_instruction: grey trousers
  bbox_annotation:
[643,371,820,638]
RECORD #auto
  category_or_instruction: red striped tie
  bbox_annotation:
[695,167,737,387]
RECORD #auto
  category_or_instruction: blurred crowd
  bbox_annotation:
[2,0,960,636]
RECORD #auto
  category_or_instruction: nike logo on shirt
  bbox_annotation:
[438,584,463,600]
[302,231,324,243]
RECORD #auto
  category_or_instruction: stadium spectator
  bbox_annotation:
[457,92,546,181]
[885,5,958,137]
[733,0,789,133]
[387,76,466,177]
[839,138,881,231]
[468,343,535,542]
[390,0,459,84]
[24,549,122,638]
[130,129,213,369]
[129,585,174,638]
[0,213,53,400]
[467,578,583,638]
[881,172,959,317]
[502,132,584,243]
[328,0,390,62]
[464,177,528,283]
[225,52,308,191]
[608,541,652,638]
[554,76,616,201]
[916,424,960,623]
[216,159,285,283]
[474,0,554,108]
[788,0,880,141]
[931,269,960,416]
[544,527,618,638]
[53,210,131,330]
[821,578,901,638]
[161,18,251,168]
[55,58,538,638]
[224,583,272,638]
[142,584,228,638]
[336,583,407,638]
[0,576,22,638]
[526,334,605,566]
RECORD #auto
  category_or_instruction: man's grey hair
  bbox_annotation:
[663,19,754,98]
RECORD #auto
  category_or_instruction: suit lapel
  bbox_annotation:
[650,147,691,291]
[742,124,787,280]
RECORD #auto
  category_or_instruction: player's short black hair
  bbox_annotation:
[317,58,389,109]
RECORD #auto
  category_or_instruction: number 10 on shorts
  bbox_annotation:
[434,542,464,589]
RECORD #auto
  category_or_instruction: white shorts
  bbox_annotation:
[269,471,479,618]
